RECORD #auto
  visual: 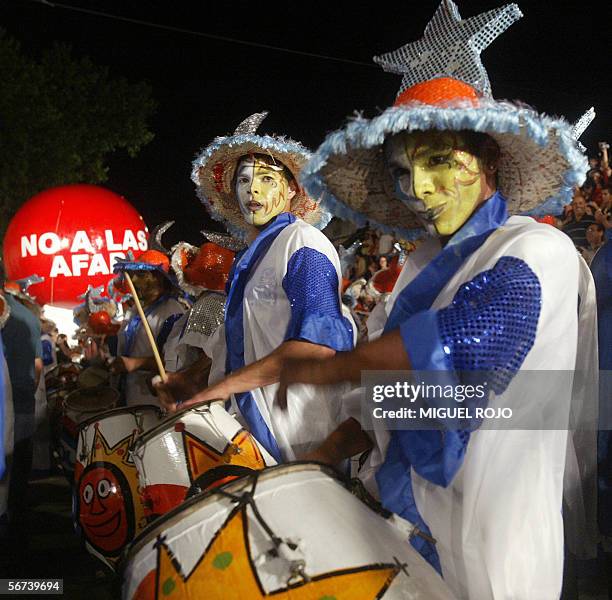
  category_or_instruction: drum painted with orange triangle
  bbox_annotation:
[131,402,276,524]
[123,463,454,600]
[73,405,163,570]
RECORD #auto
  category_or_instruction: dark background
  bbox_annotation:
[1,0,609,245]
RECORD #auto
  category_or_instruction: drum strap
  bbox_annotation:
[215,472,298,556]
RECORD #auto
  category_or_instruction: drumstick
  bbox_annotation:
[123,272,168,383]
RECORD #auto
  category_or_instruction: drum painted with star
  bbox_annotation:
[131,401,276,523]
[73,404,163,570]
[122,463,454,600]
[60,386,119,479]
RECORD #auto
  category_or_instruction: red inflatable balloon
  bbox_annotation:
[3,185,148,307]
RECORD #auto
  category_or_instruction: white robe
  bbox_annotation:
[350,216,598,599]
[118,297,187,407]
[209,219,355,461]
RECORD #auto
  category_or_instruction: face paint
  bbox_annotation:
[78,464,132,554]
[384,131,490,236]
[129,271,163,307]
[235,157,296,227]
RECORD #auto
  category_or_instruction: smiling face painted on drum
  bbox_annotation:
[384,131,498,237]
[78,463,134,555]
[235,155,296,227]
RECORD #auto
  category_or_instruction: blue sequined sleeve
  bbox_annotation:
[282,247,354,351]
[400,256,542,394]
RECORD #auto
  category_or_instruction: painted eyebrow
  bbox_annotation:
[412,145,453,159]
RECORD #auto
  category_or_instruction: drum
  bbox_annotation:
[73,404,163,571]
[59,386,119,479]
[122,463,454,600]
[132,401,276,523]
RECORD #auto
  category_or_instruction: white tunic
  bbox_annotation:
[118,297,187,407]
[353,216,597,599]
[210,219,355,461]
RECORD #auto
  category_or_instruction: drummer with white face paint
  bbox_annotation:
[235,156,296,227]
[155,112,354,464]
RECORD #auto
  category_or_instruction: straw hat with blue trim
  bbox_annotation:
[191,112,332,241]
[301,0,590,240]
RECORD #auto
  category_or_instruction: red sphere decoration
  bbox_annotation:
[88,311,112,334]
[3,185,148,307]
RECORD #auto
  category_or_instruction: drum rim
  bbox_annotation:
[76,403,162,429]
[64,387,120,414]
[119,461,348,573]
[131,400,223,449]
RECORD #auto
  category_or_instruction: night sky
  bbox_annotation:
[2,0,609,246]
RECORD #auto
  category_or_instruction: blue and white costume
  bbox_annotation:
[208,214,354,462]
[360,195,596,598]
[117,296,186,406]
[192,112,355,463]
[301,2,598,597]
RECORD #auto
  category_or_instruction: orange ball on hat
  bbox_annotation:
[394,77,479,107]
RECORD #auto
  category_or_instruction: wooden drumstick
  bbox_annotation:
[123,271,168,383]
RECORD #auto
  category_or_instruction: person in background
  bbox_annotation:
[590,240,612,591]
[562,191,596,249]
[40,320,58,374]
[594,185,612,238]
[110,242,186,407]
[55,334,76,364]
[0,273,43,556]
[580,222,606,266]
[0,291,13,550]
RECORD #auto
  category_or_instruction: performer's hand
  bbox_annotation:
[301,447,337,466]
[152,376,179,413]
[109,356,130,374]
[153,370,198,408]
[82,337,99,361]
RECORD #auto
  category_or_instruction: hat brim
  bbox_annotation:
[192,133,332,240]
[113,261,178,287]
[301,100,588,240]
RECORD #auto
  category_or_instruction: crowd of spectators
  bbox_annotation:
[559,142,611,265]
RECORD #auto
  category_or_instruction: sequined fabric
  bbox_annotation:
[232,111,269,136]
[185,292,226,339]
[282,247,353,350]
[374,0,522,98]
[437,256,541,393]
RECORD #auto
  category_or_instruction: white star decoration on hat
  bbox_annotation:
[374,0,522,98]
[571,107,595,153]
